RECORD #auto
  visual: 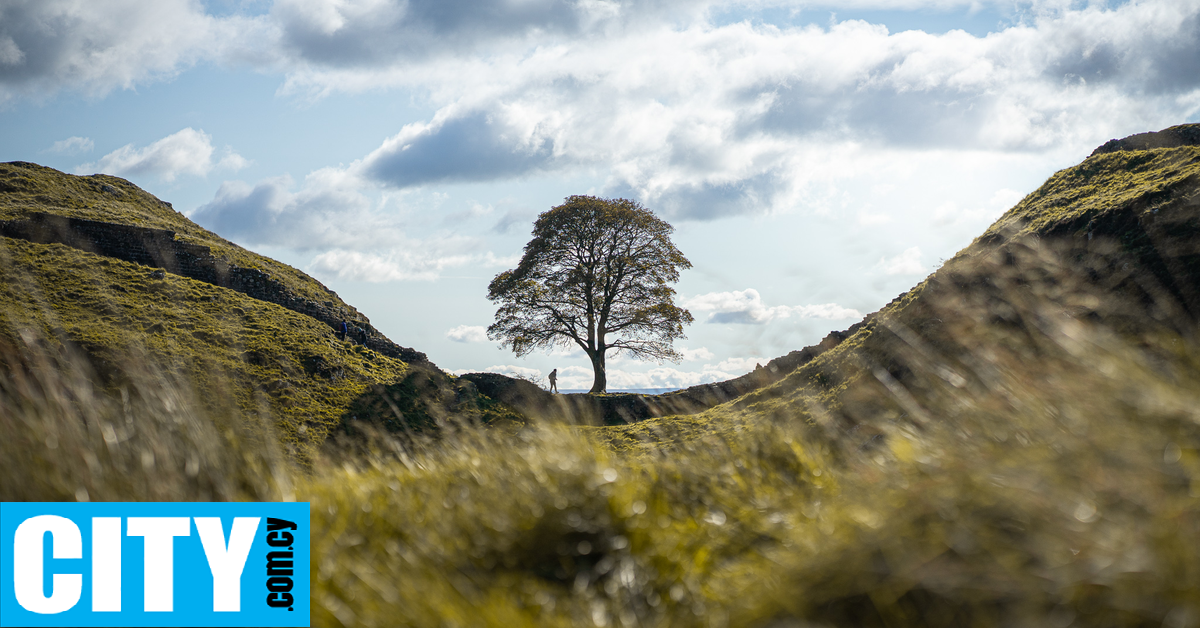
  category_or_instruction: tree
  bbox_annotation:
[487,196,694,393]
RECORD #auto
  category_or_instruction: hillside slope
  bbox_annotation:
[0,163,518,461]
[599,124,1200,447]
[0,163,355,318]
[0,163,429,363]
[0,236,409,461]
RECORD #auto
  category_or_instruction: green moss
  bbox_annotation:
[0,162,363,318]
[983,147,1200,241]
[0,235,409,463]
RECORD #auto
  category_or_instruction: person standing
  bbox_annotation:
[338,320,348,341]
[548,368,558,393]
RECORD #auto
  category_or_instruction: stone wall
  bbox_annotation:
[0,212,428,364]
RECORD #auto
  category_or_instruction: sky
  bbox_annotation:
[2,0,1198,391]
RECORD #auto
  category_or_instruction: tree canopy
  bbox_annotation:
[487,196,693,393]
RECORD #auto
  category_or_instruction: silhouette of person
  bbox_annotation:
[548,368,558,393]
[338,320,348,341]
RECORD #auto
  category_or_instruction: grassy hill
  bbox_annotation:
[3,126,1200,626]
[0,162,358,314]
[0,235,410,463]
[0,162,521,464]
[599,125,1200,449]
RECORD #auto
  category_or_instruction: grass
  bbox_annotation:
[0,235,411,463]
[4,290,1199,626]
[985,146,1200,241]
[0,161,365,318]
[3,142,1200,625]
[593,143,1200,453]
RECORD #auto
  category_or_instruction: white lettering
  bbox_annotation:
[195,517,260,612]
[126,517,190,612]
[91,517,121,612]
[13,515,82,614]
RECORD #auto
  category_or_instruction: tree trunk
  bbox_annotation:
[588,350,607,393]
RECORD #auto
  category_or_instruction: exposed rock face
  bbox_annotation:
[1090,123,1200,156]
[0,212,429,364]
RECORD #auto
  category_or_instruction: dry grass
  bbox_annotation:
[5,244,1200,626]
[0,235,411,463]
[3,148,1200,626]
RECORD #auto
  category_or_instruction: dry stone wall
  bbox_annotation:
[0,212,428,364]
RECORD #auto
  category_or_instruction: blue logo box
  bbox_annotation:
[1,502,309,627]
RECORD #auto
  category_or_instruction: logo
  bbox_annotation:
[1,502,309,627]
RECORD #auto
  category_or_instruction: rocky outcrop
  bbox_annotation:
[1090,123,1200,156]
[0,212,429,364]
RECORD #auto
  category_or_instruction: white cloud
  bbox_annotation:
[310,250,428,282]
[192,171,374,247]
[46,136,93,155]
[685,289,862,324]
[193,169,521,282]
[678,346,715,362]
[685,289,781,324]
[933,188,1026,227]
[549,345,588,359]
[790,303,865,319]
[452,352,775,391]
[76,128,246,182]
[359,111,560,187]
[18,0,1195,226]
[271,0,1200,220]
[309,248,516,282]
[874,246,926,276]
[856,209,893,226]
[216,149,250,172]
[0,0,268,102]
[11,0,1200,217]
[452,364,544,383]
[269,0,708,72]
[704,356,770,374]
[551,357,772,390]
[445,325,489,343]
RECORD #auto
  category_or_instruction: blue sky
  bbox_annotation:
[2,0,1198,390]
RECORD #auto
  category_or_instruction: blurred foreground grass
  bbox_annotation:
[4,242,1200,628]
[4,141,1200,626]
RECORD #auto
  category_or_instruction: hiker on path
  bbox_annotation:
[338,320,348,341]
[357,326,368,344]
[548,368,558,393]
